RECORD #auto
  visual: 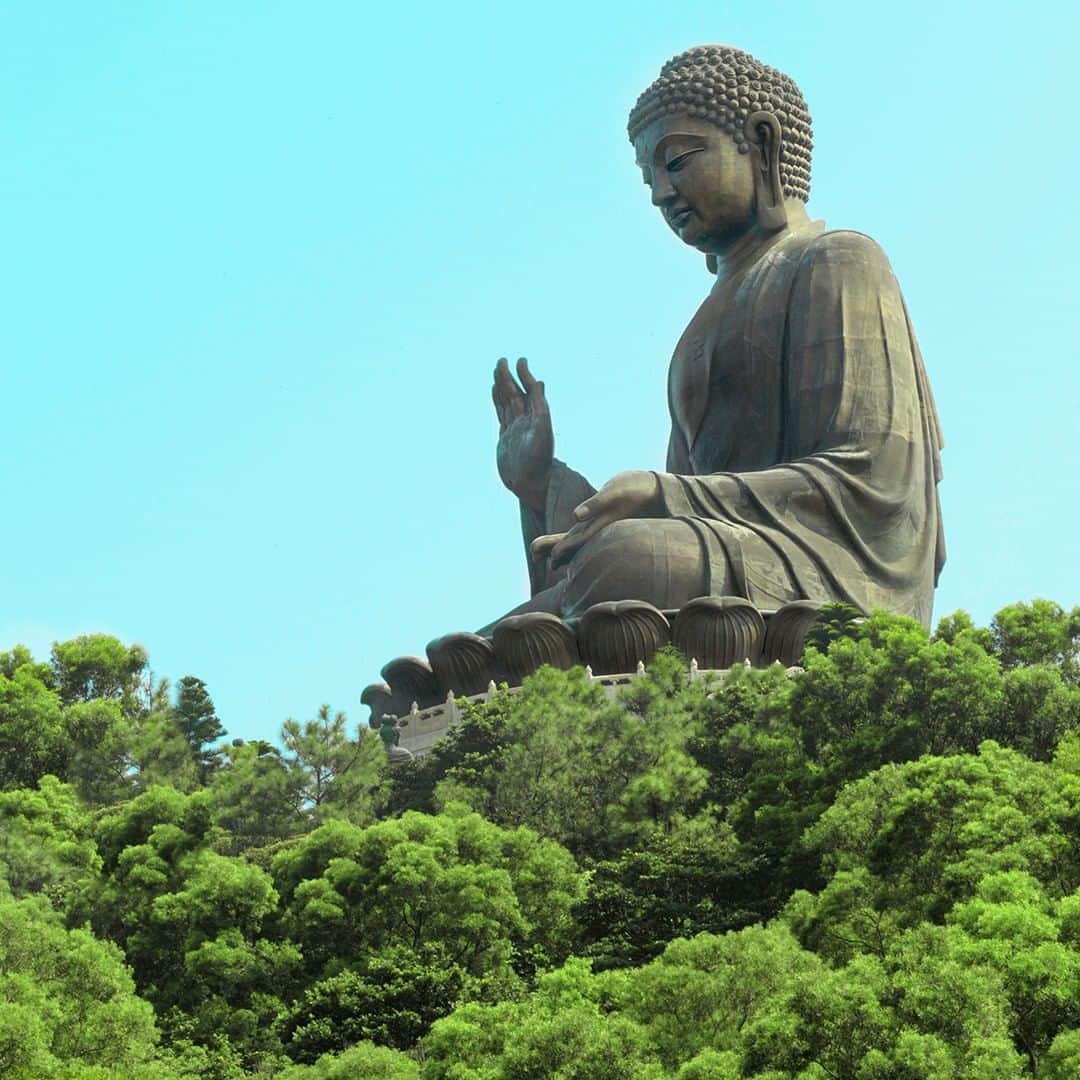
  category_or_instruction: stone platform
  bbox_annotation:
[364,596,829,760]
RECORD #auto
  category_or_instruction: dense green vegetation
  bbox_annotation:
[1,599,1078,1077]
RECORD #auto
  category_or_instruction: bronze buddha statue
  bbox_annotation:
[490,44,944,630]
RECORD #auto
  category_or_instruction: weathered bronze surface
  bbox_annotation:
[490,44,944,630]
[672,596,765,670]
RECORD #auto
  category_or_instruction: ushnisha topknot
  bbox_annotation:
[628,44,813,203]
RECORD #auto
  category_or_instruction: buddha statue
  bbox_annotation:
[489,44,945,631]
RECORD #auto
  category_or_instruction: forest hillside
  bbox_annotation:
[1,600,1078,1078]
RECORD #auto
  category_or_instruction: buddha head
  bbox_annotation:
[628,45,813,257]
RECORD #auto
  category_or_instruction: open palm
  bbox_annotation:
[492,357,553,513]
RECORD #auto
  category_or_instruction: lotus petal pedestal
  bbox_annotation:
[577,600,671,675]
[381,656,441,714]
[427,632,496,696]
[672,595,765,669]
[361,681,394,729]
[760,601,823,667]
[492,612,579,683]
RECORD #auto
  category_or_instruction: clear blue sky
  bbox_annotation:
[3,2,1077,743]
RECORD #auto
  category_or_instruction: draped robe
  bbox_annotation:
[517,219,945,627]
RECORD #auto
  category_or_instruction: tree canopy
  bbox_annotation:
[1,599,1077,1076]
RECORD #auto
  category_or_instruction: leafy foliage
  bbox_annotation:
[0,599,1078,1075]
[0,893,159,1075]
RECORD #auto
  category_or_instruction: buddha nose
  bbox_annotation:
[650,170,676,207]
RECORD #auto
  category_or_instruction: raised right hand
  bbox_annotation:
[492,357,554,514]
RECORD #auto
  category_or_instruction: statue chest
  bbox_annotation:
[668,277,786,473]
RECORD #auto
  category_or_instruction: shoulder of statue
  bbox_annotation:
[800,228,894,271]
[786,227,899,294]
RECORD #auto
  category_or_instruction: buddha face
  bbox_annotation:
[634,113,757,254]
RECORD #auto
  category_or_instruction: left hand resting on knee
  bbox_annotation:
[530,470,662,569]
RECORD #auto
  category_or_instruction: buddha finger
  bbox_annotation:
[550,518,607,568]
[517,360,550,416]
[496,359,527,411]
[530,532,568,561]
[528,380,549,417]
[549,535,586,569]
[492,383,508,427]
[572,491,607,522]
[517,357,542,394]
[495,357,525,395]
[494,365,525,416]
[578,478,637,520]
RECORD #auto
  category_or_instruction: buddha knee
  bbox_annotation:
[563,518,708,613]
[592,518,651,553]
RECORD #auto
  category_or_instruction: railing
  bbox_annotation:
[395,658,790,759]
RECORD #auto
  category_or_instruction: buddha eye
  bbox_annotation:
[665,147,704,172]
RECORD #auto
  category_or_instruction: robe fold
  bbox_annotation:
[520,220,945,627]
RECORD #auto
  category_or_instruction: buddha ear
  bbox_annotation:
[744,110,788,233]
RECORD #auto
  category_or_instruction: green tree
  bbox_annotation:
[785,743,1080,962]
[991,599,1080,683]
[691,666,818,912]
[77,786,298,1066]
[272,807,585,985]
[421,958,661,1080]
[209,740,306,852]
[122,670,226,798]
[1055,731,1080,776]
[432,658,708,861]
[577,813,769,969]
[279,1041,419,1079]
[279,946,462,1060]
[737,940,1024,1078]
[173,676,226,783]
[933,608,995,653]
[389,688,511,817]
[281,704,388,826]
[803,599,866,652]
[945,872,1080,1072]
[63,697,137,804]
[997,664,1080,762]
[0,643,53,683]
[422,921,1027,1078]
[1041,1029,1080,1078]
[6,601,1079,1074]
[0,654,65,789]
[128,706,203,795]
[78,786,215,961]
[0,776,99,905]
[684,662,796,809]
[616,924,826,1070]
[0,638,229,803]
[791,611,1004,783]
[0,893,160,1075]
[51,634,148,706]
[715,611,1079,914]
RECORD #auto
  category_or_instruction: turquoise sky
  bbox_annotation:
[3,2,1077,743]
